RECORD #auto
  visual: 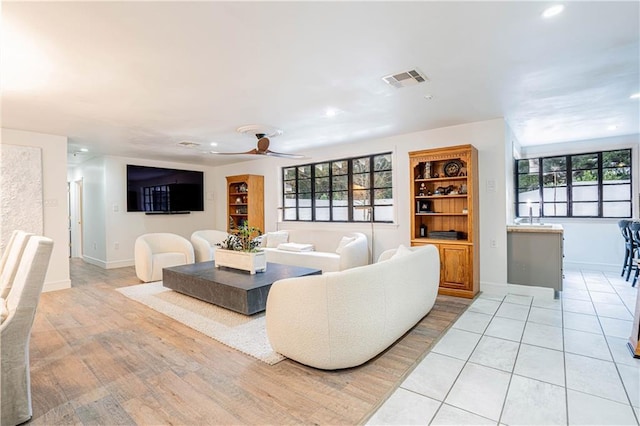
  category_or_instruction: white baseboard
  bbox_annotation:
[481,281,555,300]
[82,255,107,269]
[564,261,618,273]
[82,256,133,269]
[43,279,71,293]
[105,259,134,269]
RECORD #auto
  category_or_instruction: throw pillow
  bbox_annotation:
[391,244,413,259]
[266,231,289,248]
[335,236,356,254]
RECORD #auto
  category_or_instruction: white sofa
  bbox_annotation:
[134,233,195,282]
[190,230,229,263]
[260,230,368,272]
[266,244,440,370]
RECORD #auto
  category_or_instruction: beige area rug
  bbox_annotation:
[117,282,285,365]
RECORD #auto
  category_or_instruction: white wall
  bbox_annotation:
[1,128,71,292]
[70,155,216,268]
[520,134,640,271]
[213,118,508,290]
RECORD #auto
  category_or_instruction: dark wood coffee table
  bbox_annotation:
[162,261,321,315]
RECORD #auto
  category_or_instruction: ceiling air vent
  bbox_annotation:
[382,68,428,89]
[177,141,201,148]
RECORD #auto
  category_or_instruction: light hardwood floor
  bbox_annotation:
[28,259,471,425]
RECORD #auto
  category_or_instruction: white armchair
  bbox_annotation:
[1,236,54,426]
[190,230,229,262]
[134,233,195,282]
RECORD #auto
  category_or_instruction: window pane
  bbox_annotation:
[573,170,598,183]
[374,171,392,188]
[543,171,566,187]
[332,175,348,191]
[298,208,312,220]
[315,192,330,205]
[572,202,598,216]
[353,189,370,205]
[315,177,330,192]
[298,166,311,179]
[332,191,348,206]
[603,167,631,183]
[518,174,539,191]
[518,202,540,217]
[353,207,371,222]
[374,206,394,221]
[603,202,631,217]
[283,208,296,220]
[572,153,598,170]
[283,167,296,181]
[332,161,347,175]
[284,194,296,207]
[603,184,630,201]
[518,158,539,174]
[573,185,598,201]
[542,157,566,173]
[284,181,296,194]
[542,186,567,202]
[518,189,540,203]
[298,179,311,194]
[315,207,330,221]
[332,207,348,220]
[353,173,370,189]
[353,157,370,173]
[543,203,567,216]
[374,188,393,204]
[315,163,329,177]
[603,149,630,168]
[374,154,392,171]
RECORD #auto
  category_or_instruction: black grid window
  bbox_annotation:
[516,148,632,218]
[282,153,393,222]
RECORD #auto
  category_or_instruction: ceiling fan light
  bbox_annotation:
[630,93,640,100]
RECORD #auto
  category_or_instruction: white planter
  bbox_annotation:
[214,249,267,274]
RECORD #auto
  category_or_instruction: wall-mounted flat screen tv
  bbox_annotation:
[126,164,204,213]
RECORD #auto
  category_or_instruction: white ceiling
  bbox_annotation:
[2,1,639,166]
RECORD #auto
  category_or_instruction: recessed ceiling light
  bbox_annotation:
[325,108,338,117]
[79,148,89,152]
[608,125,618,130]
[424,94,433,100]
[630,93,640,99]
[210,142,218,147]
[542,4,564,18]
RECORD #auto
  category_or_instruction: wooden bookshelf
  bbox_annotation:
[226,174,264,233]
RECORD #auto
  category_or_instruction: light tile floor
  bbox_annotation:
[367,270,640,425]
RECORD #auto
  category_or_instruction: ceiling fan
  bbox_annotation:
[213,125,304,159]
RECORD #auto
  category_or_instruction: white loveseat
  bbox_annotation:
[260,230,368,272]
[266,244,440,369]
[190,230,229,262]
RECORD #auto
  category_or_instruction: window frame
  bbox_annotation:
[281,152,394,223]
[515,148,632,219]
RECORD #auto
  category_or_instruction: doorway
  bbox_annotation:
[69,178,84,258]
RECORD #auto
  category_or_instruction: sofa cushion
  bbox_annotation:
[335,236,355,254]
[277,242,315,252]
[266,231,289,248]
[263,248,341,272]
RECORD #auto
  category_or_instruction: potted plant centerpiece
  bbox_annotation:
[214,224,266,274]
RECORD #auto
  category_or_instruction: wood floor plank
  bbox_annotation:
[26,259,472,424]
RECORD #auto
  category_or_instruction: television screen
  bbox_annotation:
[126,164,204,213]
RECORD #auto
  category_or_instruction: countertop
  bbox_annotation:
[506,224,564,234]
